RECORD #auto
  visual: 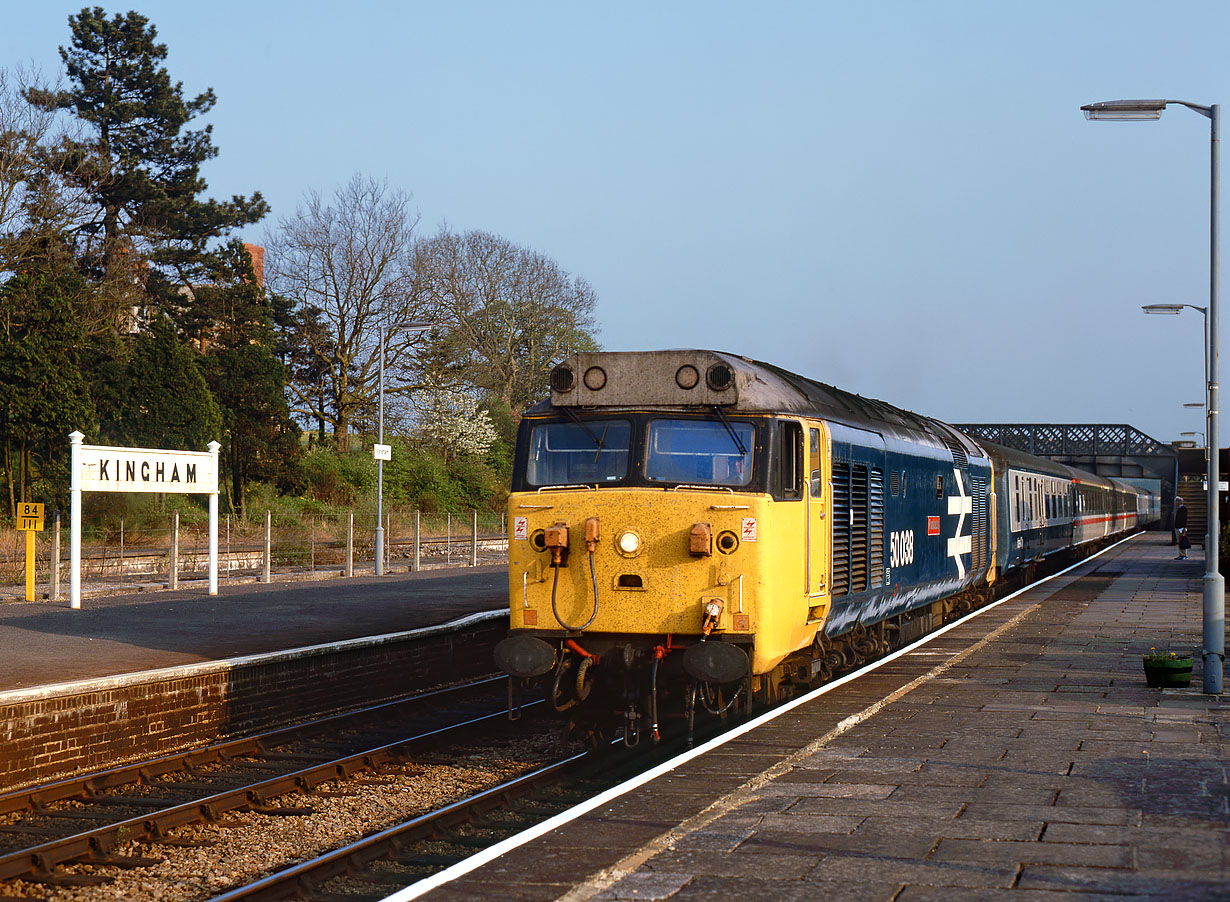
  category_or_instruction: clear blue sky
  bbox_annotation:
[4,2,1228,444]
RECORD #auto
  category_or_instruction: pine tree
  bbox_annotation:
[27,8,267,324]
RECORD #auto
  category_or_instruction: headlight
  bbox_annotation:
[617,531,641,555]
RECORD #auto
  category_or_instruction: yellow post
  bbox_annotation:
[18,502,44,602]
[25,529,34,602]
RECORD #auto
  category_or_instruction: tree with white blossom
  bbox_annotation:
[418,383,497,461]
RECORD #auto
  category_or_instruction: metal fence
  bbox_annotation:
[0,508,508,599]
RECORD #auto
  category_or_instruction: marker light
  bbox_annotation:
[618,531,641,555]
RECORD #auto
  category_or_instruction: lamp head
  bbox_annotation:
[1081,100,1167,120]
[1142,304,1184,314]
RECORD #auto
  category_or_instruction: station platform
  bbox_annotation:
[422,533,1229,901]
[0,565,507,692]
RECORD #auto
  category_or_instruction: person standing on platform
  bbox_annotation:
[1174,497,1189,560]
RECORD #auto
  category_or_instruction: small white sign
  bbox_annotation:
[514,516,528,540]
[373,443,392,461]
[741,517,758,542]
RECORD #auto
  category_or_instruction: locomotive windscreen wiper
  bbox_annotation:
[562,407,607,460]
[712,406,747,456]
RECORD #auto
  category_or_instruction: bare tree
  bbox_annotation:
[267,174,429,449]
[413,229,599,415]
[0,65,93,281]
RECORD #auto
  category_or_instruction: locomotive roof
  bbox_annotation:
[537,349,985,458]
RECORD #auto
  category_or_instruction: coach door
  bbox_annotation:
[807,424,829,602]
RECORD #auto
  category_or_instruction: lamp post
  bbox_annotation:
[375,321,431,576]
[1086,98,1223,693]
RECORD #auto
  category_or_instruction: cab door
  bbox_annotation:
[807,424,829,600]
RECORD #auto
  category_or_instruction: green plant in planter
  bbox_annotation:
[1141,648,1194,688]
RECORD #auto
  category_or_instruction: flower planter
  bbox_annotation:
[1142,656,1193,688]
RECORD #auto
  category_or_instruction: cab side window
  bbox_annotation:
[776,421,803,500]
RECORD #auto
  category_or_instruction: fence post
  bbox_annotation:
[262,510,271,583]
[51,510,61,601]
[169,510,179,590]
[447,513,452,565]
[386,513,393,572]
[414,509,421,572]
[346,510,354,577]
[310,517,316,572]
[471,510,478,566]
[119,516,125,581]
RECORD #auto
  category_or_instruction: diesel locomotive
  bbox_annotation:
[494,350,1160,741]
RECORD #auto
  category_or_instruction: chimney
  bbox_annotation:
[243,242,265,287]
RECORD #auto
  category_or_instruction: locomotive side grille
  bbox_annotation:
[971,475,987,571]
[832,462,850,597]
[869,468,884,588]
[945,439,968,469]
[851,465,869,593]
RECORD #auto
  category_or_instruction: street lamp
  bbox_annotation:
[375,321,432,576]
[1182,431,1207,444]
[1086,97,1223,693]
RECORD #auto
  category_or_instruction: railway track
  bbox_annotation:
[0,677,566,897]
[207,754,596,901]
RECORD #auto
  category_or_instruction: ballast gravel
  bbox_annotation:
[1,731,575,902]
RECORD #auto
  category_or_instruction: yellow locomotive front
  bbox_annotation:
[495,351,828,740]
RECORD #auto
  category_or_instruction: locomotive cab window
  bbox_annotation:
[774,421,804,500]
[644,418,755,486]
[526,418,632,487]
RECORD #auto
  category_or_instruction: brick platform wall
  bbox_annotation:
[0,612,508,792]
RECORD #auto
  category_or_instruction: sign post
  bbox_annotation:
[68,432,220,609]
[18,502,43,602]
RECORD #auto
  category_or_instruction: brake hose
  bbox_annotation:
[550,550,599,632]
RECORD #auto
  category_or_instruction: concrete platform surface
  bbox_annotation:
[0,565,506,691]
[424,534,1229,901]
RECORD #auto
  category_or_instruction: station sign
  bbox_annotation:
[76,444,218,494]
[373,443,392,461]
[17,502,43,532]
[68,433,222,609]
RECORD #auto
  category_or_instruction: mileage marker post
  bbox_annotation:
[1082,97,1224,693]
[17,502,44,601]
